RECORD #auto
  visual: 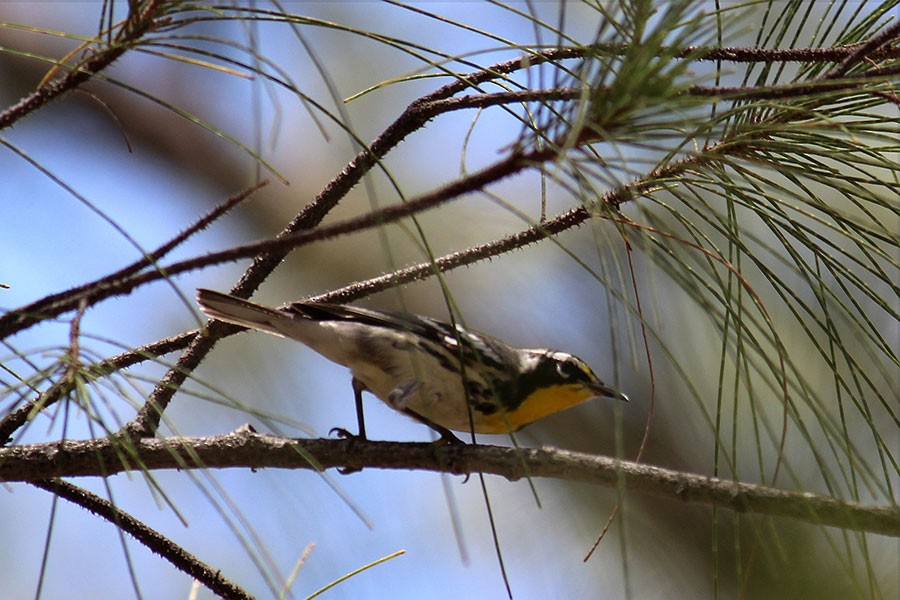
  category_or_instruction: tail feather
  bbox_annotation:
[196,288,292,338]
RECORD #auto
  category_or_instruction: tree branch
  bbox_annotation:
[826,19,900,78]
[0,331,198,445]
[0,1,168,130]
[0,182,264,343]
[30,479,253,600]
[5,432,899,538]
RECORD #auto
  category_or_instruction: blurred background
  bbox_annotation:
[1,2,897,599]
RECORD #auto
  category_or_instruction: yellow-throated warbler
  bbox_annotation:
[197,289,627,441]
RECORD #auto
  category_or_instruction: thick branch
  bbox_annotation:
[5,432,899,538]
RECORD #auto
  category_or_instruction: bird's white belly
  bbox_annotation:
[309,320,491,432]
[350,355,476,432]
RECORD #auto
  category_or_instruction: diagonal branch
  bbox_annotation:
[31,479,253,600]
[0,182,265,340]
[826,19,900,78]
[0,1,168,129]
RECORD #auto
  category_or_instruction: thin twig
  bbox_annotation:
[415,67,900,112]
[0,182,265,340]
[680,43,900,63]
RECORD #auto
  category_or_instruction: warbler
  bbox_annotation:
[196,289,627,441]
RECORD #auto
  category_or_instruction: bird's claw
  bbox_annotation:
[433,431,464,445]
[329,427,359,440]
[329,427,364,474]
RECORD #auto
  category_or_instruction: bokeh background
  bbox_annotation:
[1,2,897,599]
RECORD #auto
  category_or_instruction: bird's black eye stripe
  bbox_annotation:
[563,360,590,380]
[541,356,592,388]
[549,352,598,381]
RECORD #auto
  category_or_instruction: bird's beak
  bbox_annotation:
[588,382,629,402]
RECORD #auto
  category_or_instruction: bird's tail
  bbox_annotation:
[196,288,291,338]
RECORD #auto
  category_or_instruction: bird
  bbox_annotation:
[196,288,627,442]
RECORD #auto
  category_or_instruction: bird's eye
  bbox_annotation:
[556,362,571,379]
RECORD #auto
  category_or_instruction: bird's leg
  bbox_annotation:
[388,380,464,444]
[402,408,464,445]
[352,377,368,440]
[330,377,369,441]
[330,377,372,475]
